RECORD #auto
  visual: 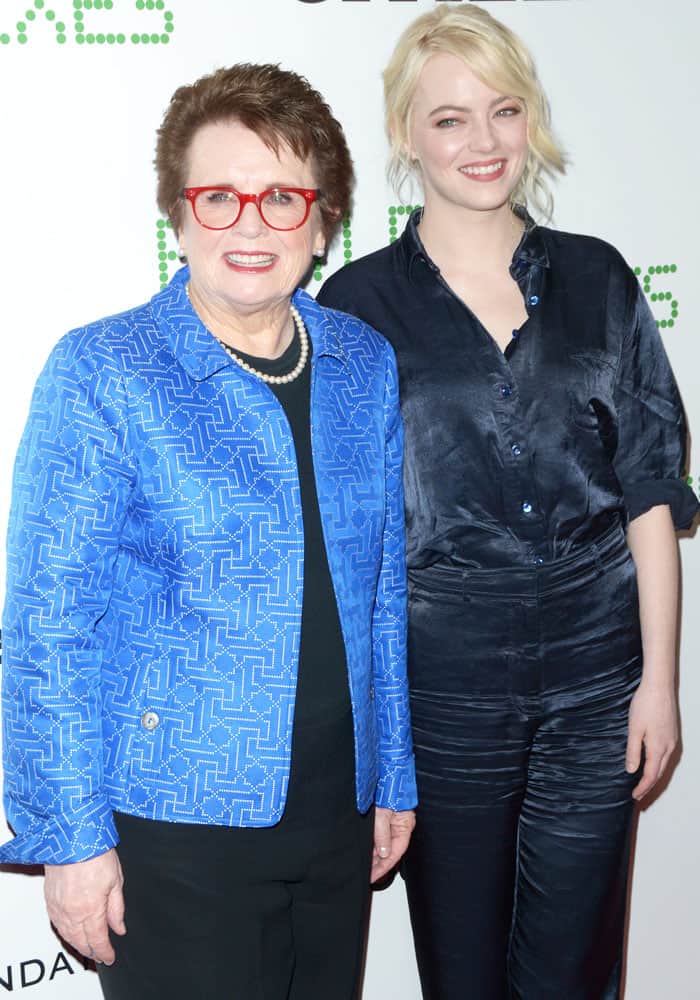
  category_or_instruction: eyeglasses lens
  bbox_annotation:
[194,189,309,230]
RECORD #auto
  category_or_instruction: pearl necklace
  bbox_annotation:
[218,304,309,385]
[185,283,309,385]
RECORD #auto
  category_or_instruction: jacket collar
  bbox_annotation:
[293,287,347,365]
[151,266,346,382]
[399,206,550,284]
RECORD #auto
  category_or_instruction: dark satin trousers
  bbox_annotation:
[403,526,642,1000]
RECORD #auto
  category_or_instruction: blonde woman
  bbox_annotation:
[318,5,698,998]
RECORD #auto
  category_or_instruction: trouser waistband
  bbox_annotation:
[408,523,630,600]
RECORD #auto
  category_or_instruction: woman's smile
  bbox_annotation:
[459,158,507,180]
[223,250,278,272]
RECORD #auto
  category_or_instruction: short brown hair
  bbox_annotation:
[155,63,354,244]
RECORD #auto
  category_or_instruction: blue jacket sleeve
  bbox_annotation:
[1,327,135,865]
[372,343,417,812]
[612,278,699,530]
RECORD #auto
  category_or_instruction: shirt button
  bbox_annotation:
[511,329,520,340]
[529,295,539,306]
[521,501,533,514]
[533,556,544,565]
[500,384,512,398]
[511,443,522,457]
[141,711,160,731]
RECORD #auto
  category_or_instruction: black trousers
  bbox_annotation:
[98,709,374,1000]
[403,525,642,1000]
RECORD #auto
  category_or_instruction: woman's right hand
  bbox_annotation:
[44,848,126,965]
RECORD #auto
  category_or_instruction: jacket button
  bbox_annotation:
[141,711,160,731]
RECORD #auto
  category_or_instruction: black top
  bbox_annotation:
[230,330,350,725]
[318,210,698,571]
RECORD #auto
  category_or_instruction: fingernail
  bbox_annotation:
[378,846,390,858]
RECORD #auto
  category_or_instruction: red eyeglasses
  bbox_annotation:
[181,186,321,231]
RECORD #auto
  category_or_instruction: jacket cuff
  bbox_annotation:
[624,478,700,530]
[0,796,118,866]
[375,758,418,812]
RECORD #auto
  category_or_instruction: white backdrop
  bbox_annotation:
[0,1,698,995]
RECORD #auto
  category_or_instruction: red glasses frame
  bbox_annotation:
[181,186,321,231]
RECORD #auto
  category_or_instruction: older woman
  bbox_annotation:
[319,5,698,998]
[1,63,416,1000]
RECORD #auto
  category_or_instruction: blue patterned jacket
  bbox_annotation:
[0,267,416,865]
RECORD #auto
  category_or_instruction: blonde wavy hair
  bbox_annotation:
[383,4,566,221]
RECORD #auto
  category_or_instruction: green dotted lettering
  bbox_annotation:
[156,219,178,286]
[641,263,679,331]
[388,204,420,243]
[341,218,353,265]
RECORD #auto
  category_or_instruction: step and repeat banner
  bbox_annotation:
[0,1,698,996]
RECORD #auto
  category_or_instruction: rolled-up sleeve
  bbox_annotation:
[613,278,699,529]
[1,328,135,865]
[372,344,417,812]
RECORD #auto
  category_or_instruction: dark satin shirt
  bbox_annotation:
[318,210,699,571]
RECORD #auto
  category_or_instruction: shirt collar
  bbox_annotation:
[399,205,550,284]
[511,204,550,272]
[151,266,346,382]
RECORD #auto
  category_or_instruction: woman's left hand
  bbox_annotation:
[371,807,416,883]
[626,677,679,801]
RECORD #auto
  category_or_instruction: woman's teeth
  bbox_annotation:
[461,161,505,176]
[225,253,275,265]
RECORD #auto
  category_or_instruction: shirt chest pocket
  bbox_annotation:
[567,349,617,434]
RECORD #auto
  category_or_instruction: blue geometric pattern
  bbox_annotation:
[1,267,416,865]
